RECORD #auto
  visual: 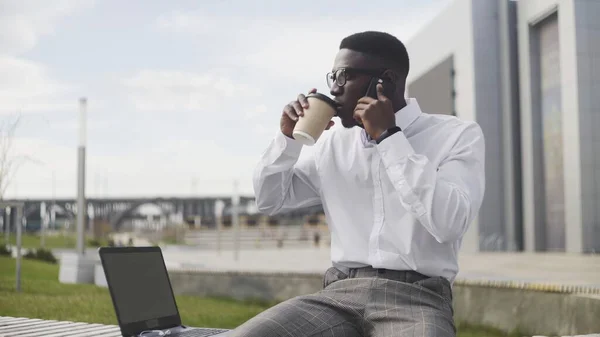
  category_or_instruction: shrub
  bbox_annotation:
[23,248,58,264]
[87,239,103,247]
[23,250,35,259]
[0,244,10,256]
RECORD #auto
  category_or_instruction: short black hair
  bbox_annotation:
[339,31,409,77]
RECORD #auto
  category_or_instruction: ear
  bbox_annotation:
[381,70,399,84]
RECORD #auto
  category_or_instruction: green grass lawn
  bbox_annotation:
[0,256,514,336]
[0,256,273,329]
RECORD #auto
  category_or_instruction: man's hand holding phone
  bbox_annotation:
[354,83,397,140]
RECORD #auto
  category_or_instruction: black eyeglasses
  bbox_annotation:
[326,68,385,88]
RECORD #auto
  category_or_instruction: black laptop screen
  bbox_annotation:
[102,251,179,325]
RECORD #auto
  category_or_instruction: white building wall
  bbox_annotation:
[406,0,479,252]
[406,0,476,121]
[406,0,516,252]
[405,0,597,253]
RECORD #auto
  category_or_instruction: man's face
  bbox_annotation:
[328,48,382,128]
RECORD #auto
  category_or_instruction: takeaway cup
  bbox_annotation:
[292,93,338,146]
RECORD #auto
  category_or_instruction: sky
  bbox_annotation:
[0,0,452,199]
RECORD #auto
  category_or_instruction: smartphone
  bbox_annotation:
[365,77,396,99]
[357,77,396,128]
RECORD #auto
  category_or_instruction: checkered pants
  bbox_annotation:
[228,266,456,337]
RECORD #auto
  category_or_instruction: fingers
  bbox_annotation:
[357,96,376,104]
[283,100,307,121]
[297,94,308,112]
[283,102,299,121]
[292,101,305,117]
[354,116,364,126]
[283,88,318,121]
[353,102,367,126]
[353,109,364,126]
[376,83,388,101]
[299,89,316,108]
[358,84,388,103]
[354,102,369,112]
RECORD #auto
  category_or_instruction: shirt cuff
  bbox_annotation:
[376,131,415,167]
[275,130,304,157]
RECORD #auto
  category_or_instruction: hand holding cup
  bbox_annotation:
[281,89,336,143]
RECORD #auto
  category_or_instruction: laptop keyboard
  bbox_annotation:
[173,328,230,336]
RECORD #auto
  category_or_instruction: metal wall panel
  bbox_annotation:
[407,55,455,115]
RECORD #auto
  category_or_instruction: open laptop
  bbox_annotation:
[99,246,230,337]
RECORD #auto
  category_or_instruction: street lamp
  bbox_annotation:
[76,97,87,256]
[232,179,240,261]
[214,199,225,255]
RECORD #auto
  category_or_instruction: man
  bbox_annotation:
[232,31,485,337]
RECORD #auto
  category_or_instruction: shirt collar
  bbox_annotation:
[395,97,422,131]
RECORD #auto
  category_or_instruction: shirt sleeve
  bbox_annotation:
[252,131,322,216]
[376,122,486,243]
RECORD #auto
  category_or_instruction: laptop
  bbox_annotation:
[99,246,230,337]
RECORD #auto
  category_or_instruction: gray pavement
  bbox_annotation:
[159,245,600,289]
[457,252,600,288]
[50,243,600,289]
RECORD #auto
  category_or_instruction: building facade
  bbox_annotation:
[405,0,600,253]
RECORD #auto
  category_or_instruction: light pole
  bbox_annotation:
[38,166,55,248]
[232,179,240,261]
[40,202,46,248]
[214,199,224,255]
[3,207,10,245]
[76,97,87,256]
[51,170,56,230]
[15,204,23,292]
[2,202,25,292]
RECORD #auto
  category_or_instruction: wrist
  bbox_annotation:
[371,123,395,139]
[375,126,402,144]
[281,128,295,139]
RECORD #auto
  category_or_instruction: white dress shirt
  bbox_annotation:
[253,98,485,283]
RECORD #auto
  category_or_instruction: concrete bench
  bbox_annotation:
[0,316,230,337]
[3,315,600,337]
[0,316,123,337]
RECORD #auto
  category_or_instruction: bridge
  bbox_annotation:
[1,196,324,232]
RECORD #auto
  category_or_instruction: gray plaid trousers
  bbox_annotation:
[228,266,456,337]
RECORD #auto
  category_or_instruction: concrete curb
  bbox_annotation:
[166,268,600,335]
[453,278,600,295]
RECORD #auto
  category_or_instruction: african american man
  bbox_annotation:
[232,31,486,337]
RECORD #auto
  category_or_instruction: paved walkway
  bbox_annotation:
[160,246,600,289]
[457,252,600,288]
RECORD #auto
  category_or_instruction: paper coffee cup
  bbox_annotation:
[292,93,338,146]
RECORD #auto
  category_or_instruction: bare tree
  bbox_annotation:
[0,114,34,200]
